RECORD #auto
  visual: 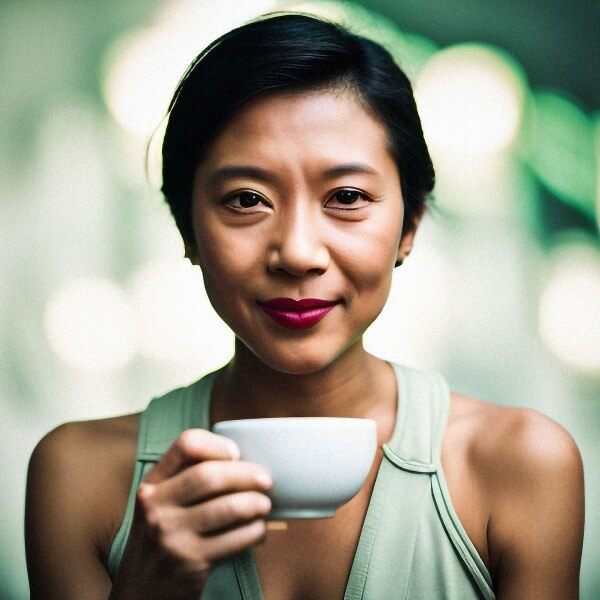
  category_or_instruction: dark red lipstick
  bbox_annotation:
[256,297,339,330]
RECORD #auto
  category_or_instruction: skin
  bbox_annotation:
[25,90,584,599]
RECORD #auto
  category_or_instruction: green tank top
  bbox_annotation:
[108,362,495,599]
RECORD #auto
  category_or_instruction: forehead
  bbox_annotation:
[200,89,395,172]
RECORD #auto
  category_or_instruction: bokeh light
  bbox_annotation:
[101,27,176,138]
[101,0,279,138]
[415,44,528,156]
[594,113,600,233]
[365,221,453,367]
[130,258,233,371]
[431,152,538,222]
[538,238,600,374]
[525,91,596,219]
[44,275,136,371]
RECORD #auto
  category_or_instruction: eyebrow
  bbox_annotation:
[206,162,380,186]
[207,165,277,186]
[322,163,379,178]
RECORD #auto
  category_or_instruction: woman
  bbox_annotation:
[25,13,584,599]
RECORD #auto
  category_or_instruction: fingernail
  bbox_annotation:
[256,472,273,487]
[227,440,241,460]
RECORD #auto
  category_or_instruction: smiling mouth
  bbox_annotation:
[256,297,340,330]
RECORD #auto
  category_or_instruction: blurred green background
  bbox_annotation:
[1,1,598,597]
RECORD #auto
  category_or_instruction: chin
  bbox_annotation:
[271,359,332,376]
[240,337,343,375]
[264,349,335,375]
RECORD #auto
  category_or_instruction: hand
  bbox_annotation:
[110,429,273,599]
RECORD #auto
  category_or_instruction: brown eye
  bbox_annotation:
[325,189,371,210]
[237,192,261,207]
[334,190,361,204]
[225,191,266,209]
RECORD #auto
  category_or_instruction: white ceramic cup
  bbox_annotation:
[212,417,377,519]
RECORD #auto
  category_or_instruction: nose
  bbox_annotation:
[267,205,329,277]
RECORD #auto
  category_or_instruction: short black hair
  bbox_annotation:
[160,12,435,248]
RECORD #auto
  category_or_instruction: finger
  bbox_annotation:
[203,518,268,562]
[143,430,240,484]
[191,490,272,535]
[153,460,273,506]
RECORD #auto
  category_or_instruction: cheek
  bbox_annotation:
[334,211,402,294]
[195,221,262,305]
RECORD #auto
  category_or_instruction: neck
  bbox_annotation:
[213,339,387,421]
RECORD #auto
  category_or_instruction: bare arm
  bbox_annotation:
[26,422,117,600]
[488,409,585,599]
[26,420,274,599]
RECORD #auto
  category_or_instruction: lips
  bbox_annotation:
[256,297,340,330]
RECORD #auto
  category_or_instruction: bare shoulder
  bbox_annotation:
[29,413,140,496]
[450,393,584,598]
[29,412,140,548]
[450,393,583,490]
[26,413,140,599]
[32,411,140,457]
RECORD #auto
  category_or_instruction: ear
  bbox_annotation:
[184,241,201,267]
[396,209,423,265]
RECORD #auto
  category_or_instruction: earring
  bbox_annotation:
[395,248,411,267]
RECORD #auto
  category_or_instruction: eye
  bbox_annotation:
[223,191,268,210]
[325,189,371,210]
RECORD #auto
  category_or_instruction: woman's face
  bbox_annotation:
[190,89,417,374]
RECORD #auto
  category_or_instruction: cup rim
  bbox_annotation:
[213,416,376,429]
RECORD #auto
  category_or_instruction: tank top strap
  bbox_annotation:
[381,362,450,475]
[107,368,222,580]
[137,369,221,461]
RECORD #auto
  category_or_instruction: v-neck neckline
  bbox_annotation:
[208,361,405,600]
